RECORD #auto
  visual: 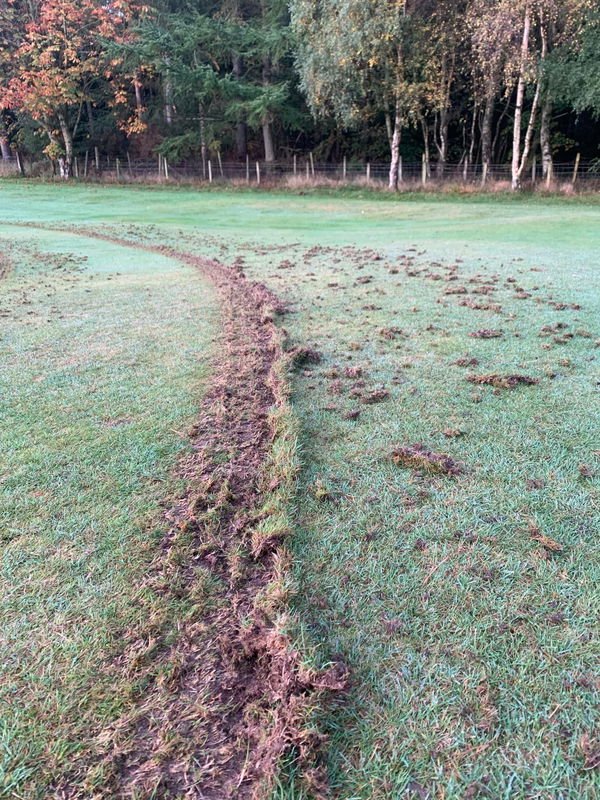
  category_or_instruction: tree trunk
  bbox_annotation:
[232,54,247,159]
[199,106,207,179]
[388,100,402,190]
[0,136,10,160]
[516,78,541,183]
[481,92,494,184]
[262,122,275,163]
[134,76,143,126]
[435,109,449,177]
[511,5,531,191]
[539,17,553,179]
[86,101,95,150]
[420,117,431,178]
[163,60,173,125]
[468,101,478,165]
[434,50,454,178]
[540,92,552,177]
[57,110,73,179]
[262,58,275,163]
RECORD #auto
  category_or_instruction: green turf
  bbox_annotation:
[1,183,598,799]
[0,222,219,796]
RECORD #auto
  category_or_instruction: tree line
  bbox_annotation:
[0,0,599,188]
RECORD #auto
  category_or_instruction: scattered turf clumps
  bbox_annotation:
[578,463,595,478]
[468,329,503,338]
[379,326,406,340]
[528,523,564,552]
[580,733,600,771]
[453,355,479,367]
[290,345,322,365]
[361,388,390,404]
[443,285,467,295]
[466,373,539,389]
[391,443,464,476]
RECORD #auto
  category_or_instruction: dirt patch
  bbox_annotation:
[28,227,347,799]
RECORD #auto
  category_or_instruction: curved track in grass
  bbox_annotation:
[0,224,343,800]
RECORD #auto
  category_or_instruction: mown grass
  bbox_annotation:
[0,225,219,796]
[1,184,599,799]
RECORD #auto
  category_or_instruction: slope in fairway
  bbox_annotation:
[0,222,219,796]
[1,184,599,799]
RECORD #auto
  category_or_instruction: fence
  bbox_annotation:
[3,153,600,187]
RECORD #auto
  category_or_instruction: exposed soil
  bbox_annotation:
[20,227,348,799]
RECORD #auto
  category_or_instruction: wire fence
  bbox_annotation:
[3,154,600,187]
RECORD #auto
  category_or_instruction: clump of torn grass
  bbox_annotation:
[290,345,323,365]
[391,443,464,476]
[468,328,503,338]
[467,373,539,389]
[528,522,564,552]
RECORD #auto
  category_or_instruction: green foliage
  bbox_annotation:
[552,8,600,118]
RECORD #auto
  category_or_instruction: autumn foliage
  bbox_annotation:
[1,0,146,176]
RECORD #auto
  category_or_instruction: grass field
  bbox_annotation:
[1,182,598,799]
[0,220,220,795]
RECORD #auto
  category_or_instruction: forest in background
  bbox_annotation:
[0,0,599,188]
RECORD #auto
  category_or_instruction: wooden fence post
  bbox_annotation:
[366,162,371,182]
[217,151,223,178]
[246,154,250,184]
[293,154,297,175]
[94,147,100,172]
[84,150,89,177]
[421,153,427,186]
[208,159,213,183]
[572,153,581,185]
[531,156,536,185]
[481,162,488,188]
[127,152,132,179]
[164,158,169,180]
[306,160,310,179]
[398,156,403,184]
[343,156,347,180]
[116,158,120,180]
[546,161,553,188]
[256,161,261,185]
[309,151,315,177]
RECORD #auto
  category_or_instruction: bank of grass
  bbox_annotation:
[1,184,599,798]
[0,226,219,796]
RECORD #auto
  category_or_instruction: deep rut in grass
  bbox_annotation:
[13,227,347,799]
